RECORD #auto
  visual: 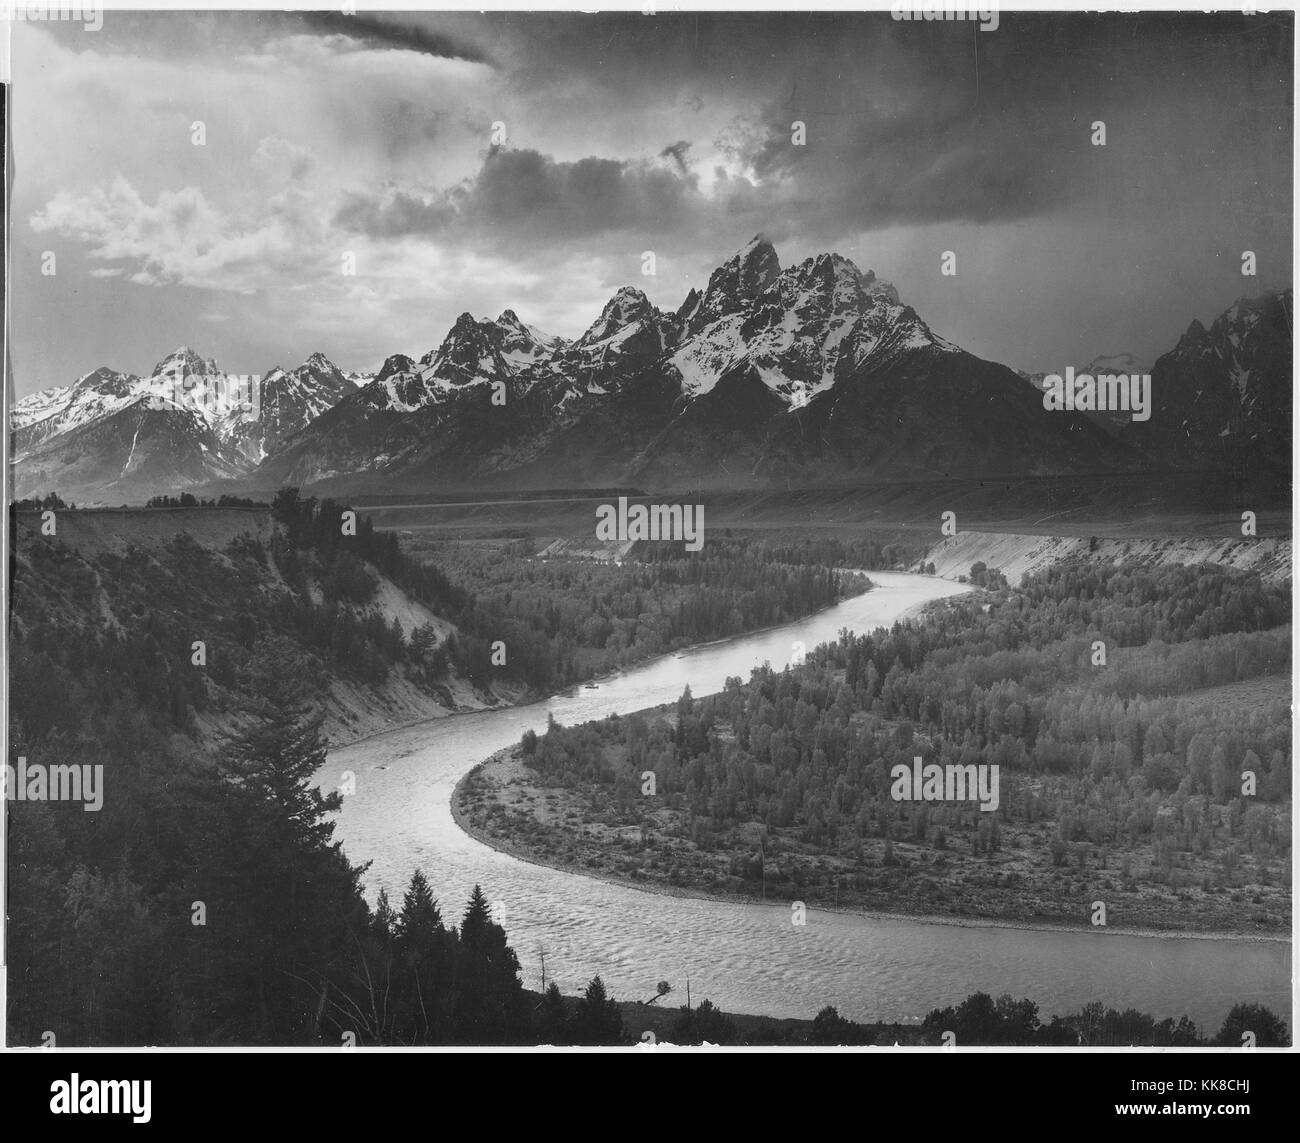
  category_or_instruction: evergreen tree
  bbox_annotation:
[214,683,369,1042]
[391,869,449,1044]
[672,998,736,1045]
[455,885,526,1043]
[398,870,443,944]
[1214,1002,1289,1047]
[539,981,568,1043]
[372,888,396,940]
[571,975,624,1045]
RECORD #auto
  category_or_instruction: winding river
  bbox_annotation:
[317,571,1291,1031]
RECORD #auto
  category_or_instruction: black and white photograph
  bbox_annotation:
[1,0,1294,1083]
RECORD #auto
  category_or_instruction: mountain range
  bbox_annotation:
[9,237,1291,503]
[11,349,365,502]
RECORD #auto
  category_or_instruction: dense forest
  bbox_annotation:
[638,532,921,572]
[266,487,866,693]
[8,494,1289,1044]
[8,489,868,748]
[146,493,264,508]
[470,560,1290,932]
[9,520,414,744]
[8,649,1285,1046]
[395,530,869,692]
[5,641,631,1045]
[4,492,861,1045]
[7,628,506,1044]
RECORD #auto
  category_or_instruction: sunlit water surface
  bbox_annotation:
[318,572,1290,1029]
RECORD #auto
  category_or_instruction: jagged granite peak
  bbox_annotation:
[364,354,425,410]
[496,308,568,360]
[801,252,899,304]
[768,252,904,318]
[1178,318,1208,349]
[302,350,345,375]
[671,243,951,402]
[417,314,503,385]
[289,352,356,398]
[1166,290,1289,369]
[151,345,222,379]
[686,233,782,335]
[1149,288,1290,471]
[70,365,138,397]
[552,287,682,382]
[376,353,416,383]
[345,311,560,417]
[219,351,357,464]
[167,239,1290,498]
[1208,291,1283,343]
[675,286,702,325]
[574,286,657,348]
[413,309,564,391]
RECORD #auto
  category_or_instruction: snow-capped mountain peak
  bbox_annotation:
[12,345,359,482]
[574,287,658,349]
[416,309,562,391]
[685,233,782,335]
[670,244,952,402]
[70,365,137,397]
[551,287,681,381]
[357,309,568,415]
[12,365,147,454]
[151,346,221,380]
[303,350,341,374]
[17,239,1288,504]
[218,352,356,464]
[496,308,568,362]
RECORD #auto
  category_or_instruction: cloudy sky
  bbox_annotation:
[9,8,1292,396]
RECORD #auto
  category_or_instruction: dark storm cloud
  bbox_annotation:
[333,189,459,239]
[659,141,693,175]
[298,12,493,65]
[336,147,706,244]
[322,10,1292,255]
[734,92,1081,229]
[707,9,1293,231]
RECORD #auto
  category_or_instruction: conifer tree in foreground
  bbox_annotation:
[456,884,528,1043]
[571,975,624,1045]
[214,642,370,1043]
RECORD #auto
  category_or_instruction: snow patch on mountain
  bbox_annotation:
[12,347,357,470]
[668,243,954,402]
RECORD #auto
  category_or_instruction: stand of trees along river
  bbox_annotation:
[5,494,867,1045]
[479,560,1291,936]
[5,491,1289,1044]
[10,491,868,743]
[558,561,1291,830]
